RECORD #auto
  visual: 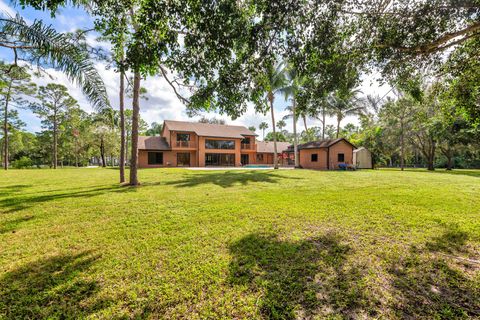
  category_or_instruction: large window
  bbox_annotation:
[148,152,163,165]
[256,154,264,161]
[311,154,318,162]
[205,139,235,149]
[338,153,345,162]
[177,133,190,141]
[205,153,235,166]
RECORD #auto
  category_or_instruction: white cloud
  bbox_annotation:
[0,0,17,18]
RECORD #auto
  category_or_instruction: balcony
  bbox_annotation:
[241,143,255,150]
[175,141,196,148]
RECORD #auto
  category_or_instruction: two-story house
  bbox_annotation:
[138,120,264,167]
[137,120,354,168]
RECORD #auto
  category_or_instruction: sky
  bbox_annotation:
[0,0,392,136]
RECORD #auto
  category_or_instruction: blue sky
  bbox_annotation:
[1,0,391,136]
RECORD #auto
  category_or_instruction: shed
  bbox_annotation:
[353,147,373,169]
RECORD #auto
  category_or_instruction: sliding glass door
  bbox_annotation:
[205,153,235,166]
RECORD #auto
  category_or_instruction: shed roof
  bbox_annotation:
[138,136,171,150]
[286,138,356,151]
[164,120,256,138]
[256,141,291,153]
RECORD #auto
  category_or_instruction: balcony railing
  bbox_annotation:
[241,143,255,150]
[175,141,196,148]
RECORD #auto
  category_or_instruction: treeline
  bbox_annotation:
[0,63,161,169]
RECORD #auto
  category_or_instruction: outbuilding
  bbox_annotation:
[353,147,373,169]
[285,138,356,170]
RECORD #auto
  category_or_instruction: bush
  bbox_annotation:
[12,156,33,169]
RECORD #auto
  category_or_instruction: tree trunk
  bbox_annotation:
[400,121,405,171]
[292,97,299,168]
[446,155,453,170]
[53,110,58,169]
[303,115,308,132]
[100,138,106,167]
[119,69,126,182]
[3,83,11,170]
[336,116,341,138]
[129,71,141,185]
[322,107,326,140]
[74,138,79,167]
[119,35,126,183]
[269,93,278,170]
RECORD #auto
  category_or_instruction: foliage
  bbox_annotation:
[0,15,110,110]
[11,155,32,168]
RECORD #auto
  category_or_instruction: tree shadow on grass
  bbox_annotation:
[0,251,111,319]
[0,185,33,197]
[0,184,137,214]
[0,215,34,234]
[428,169,480,179]
[228,233,376,319]
[166,171,301,188]
[389,224,480,319]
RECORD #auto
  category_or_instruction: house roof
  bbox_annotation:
[286,138,356,151]
[164,120,256,138]
[256,141,291,153]
[138,136,171,150]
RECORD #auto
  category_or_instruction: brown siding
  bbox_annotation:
[138,150,198,168]
[299,149,328,169]
[198,136,242,167]
[328,140,354,169]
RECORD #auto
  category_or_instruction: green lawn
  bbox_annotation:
[0,168,479,319]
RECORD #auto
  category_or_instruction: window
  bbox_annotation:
[311,154,318,162]
[148,152,163,165]
[205,153,235,166]
[256,154,264,161]
[177,133,190,141]
[205,139,235,149]
[338,153,345,162]
[241,137,250,144]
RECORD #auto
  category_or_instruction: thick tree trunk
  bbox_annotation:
[129,71,141,185]
[53,111,57,169]
[292,97,299,168]
[3,84,10,170]
[269,93,278,170]
[119,69,126,182]
[446,156,453,170]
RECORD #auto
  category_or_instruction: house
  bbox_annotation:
[285,138,356,170]
[353,147,373,169]
[255,141,292,165]
[138,120,288,168]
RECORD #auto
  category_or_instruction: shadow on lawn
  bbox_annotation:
[388,224,480,319]
[166,171,300,188]
[228,233,375,319]
[0,215,34,234]
[0,251,111,318]
[0,185,33,197]
[0,184,136,213]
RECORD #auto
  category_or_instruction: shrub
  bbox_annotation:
[12,156,33,169]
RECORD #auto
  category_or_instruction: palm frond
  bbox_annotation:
[0,15,110,111]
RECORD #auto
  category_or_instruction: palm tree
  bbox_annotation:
[280,66,305,167]
[276,119,286,131]
[259,122,268,140]
[326,88,365,138]
[261,62,288,169]
[0,15,110,110]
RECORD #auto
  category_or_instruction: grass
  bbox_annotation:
[0,168,479,319]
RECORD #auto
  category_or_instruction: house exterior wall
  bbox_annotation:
[299,149,328,169]
[197,136,242,167]
[138,150,198,168]
[329,140,354,169]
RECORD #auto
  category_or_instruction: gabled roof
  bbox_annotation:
[138,136,171,150]
[256,141,291,153]
[164,120,256,139]
[286,138,356,151]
